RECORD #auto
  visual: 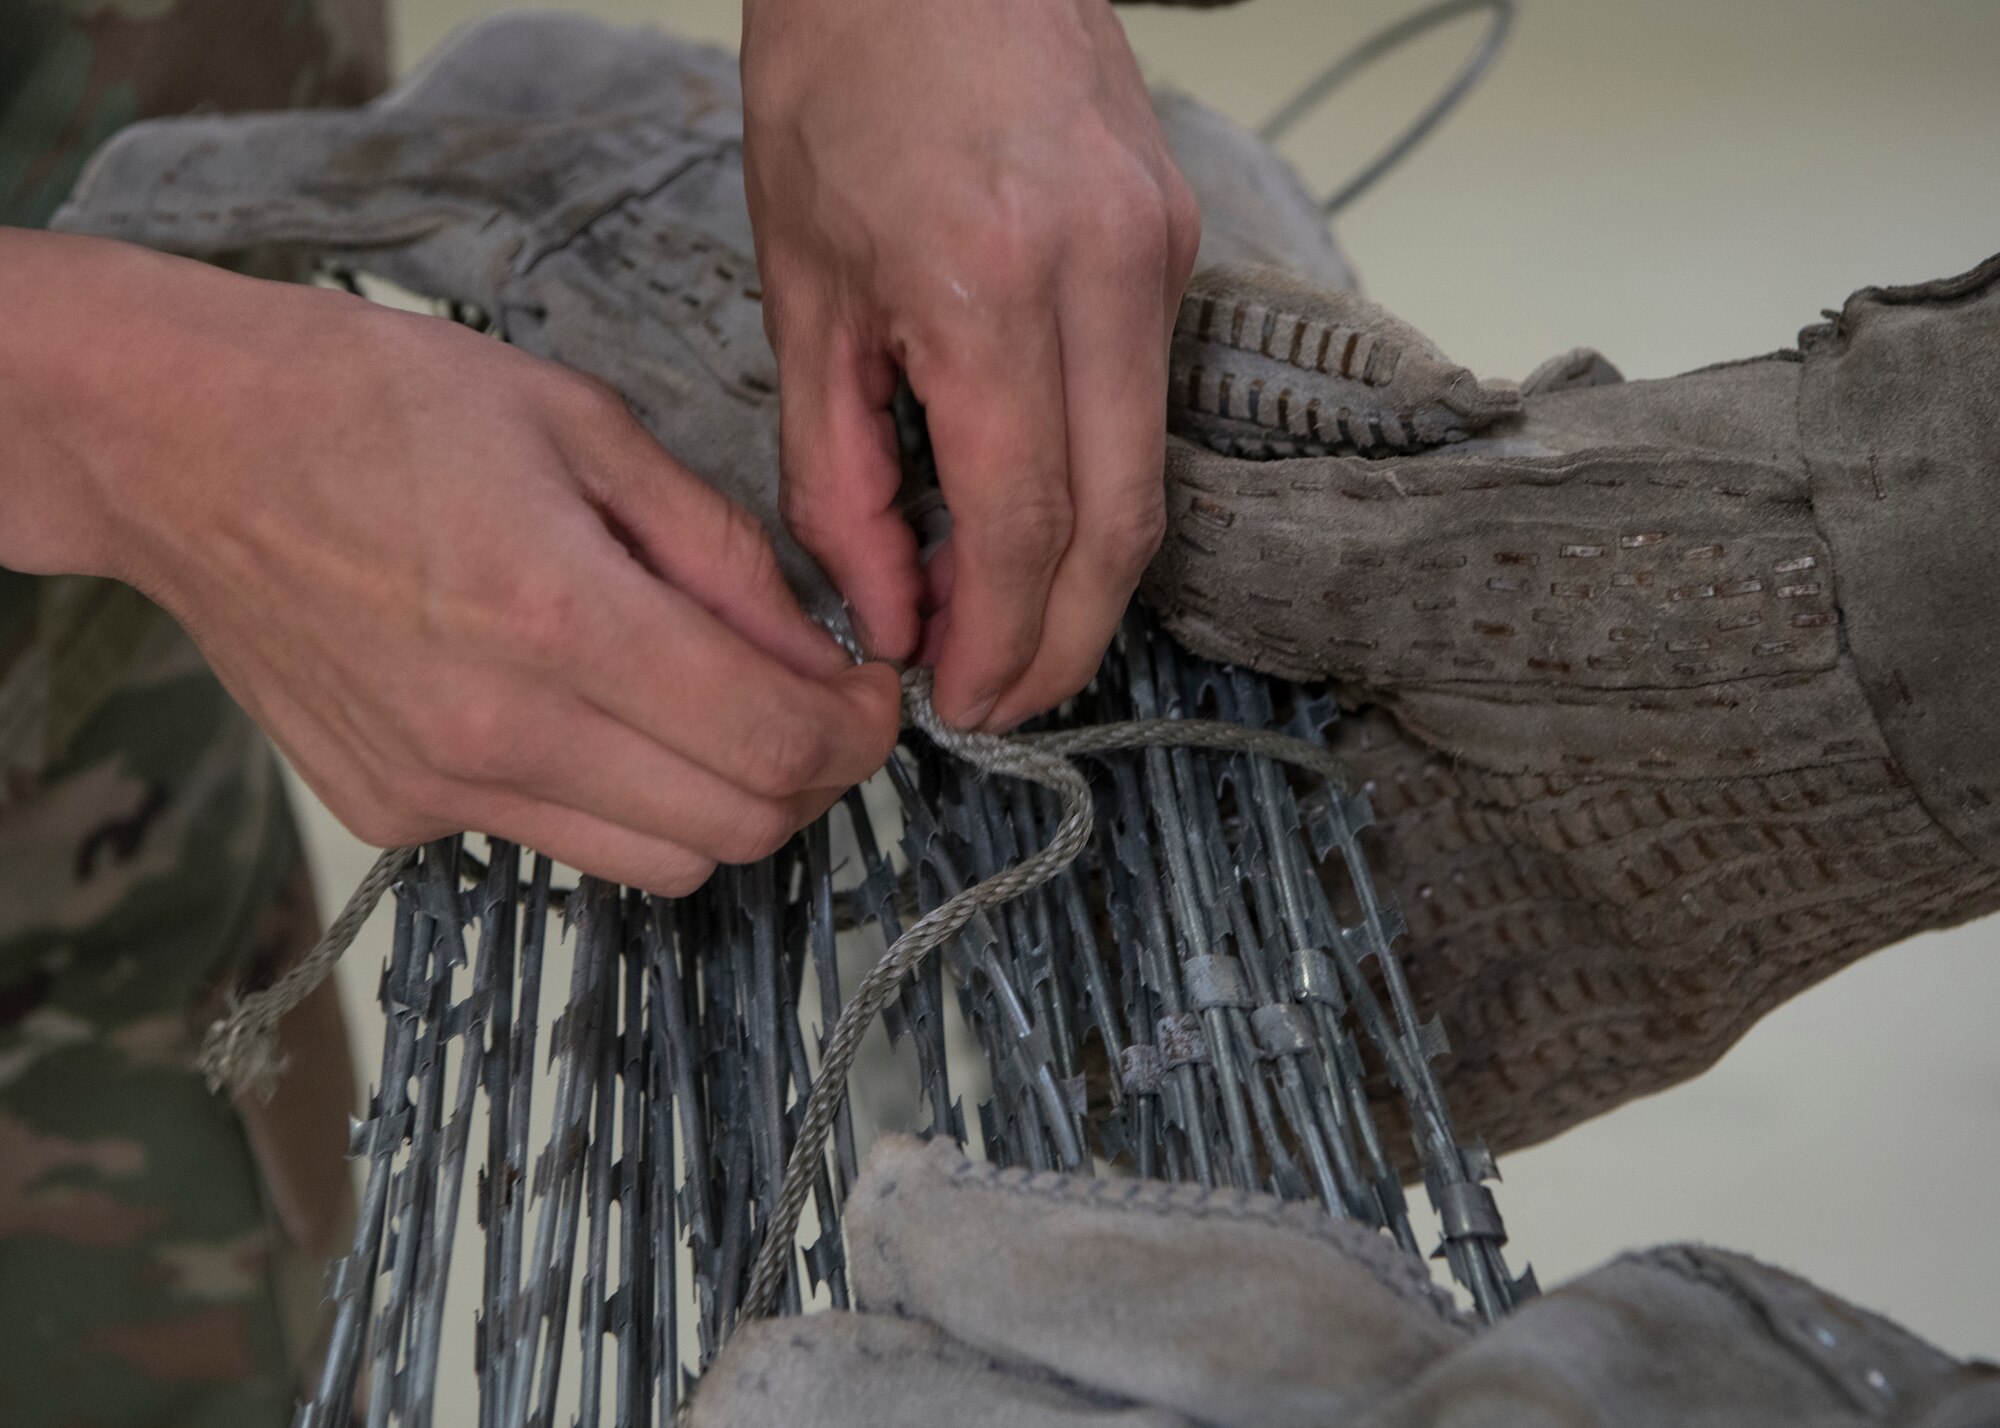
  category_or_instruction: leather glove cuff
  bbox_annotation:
[1803,253,2000,867]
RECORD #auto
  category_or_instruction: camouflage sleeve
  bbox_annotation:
[0,0,388,228]
[1,0,385,1418]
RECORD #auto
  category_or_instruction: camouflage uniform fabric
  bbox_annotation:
[2,1,386,1422]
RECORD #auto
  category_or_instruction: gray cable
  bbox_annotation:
[735,669,1356,1326]
[1260,0,1515,217]
[200,844,418,1098]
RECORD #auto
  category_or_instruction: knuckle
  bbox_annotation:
[717,498,786,590]
[1086,162,1170,253]
[979,493,1073,577]
[713,798,800,865]
[503,574,585,670]
[778,472,849,561]
[742,708,832,796]
[1161,170,1203,278]
[778,478,828,545]
[1119,218,1171,280]
[964,176,1056,294]
[415,697,518,784]
[1095,495,1168,583]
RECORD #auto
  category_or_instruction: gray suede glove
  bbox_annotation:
[1147,255,2000,1155]
[690,1136,1999,1428]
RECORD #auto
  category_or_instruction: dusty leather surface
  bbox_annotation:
[1800,254,2000,867]
[691,1136,2000,1428]
[842,1136,1469,1428]
[1143,256,2000,1154]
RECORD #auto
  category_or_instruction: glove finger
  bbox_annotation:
[1359,1245,1985,1428]
[843,1136,1471,1428]
[1168,261,1518,460]
[689,1312,1195,1428]
[1520,345,1625,396]
[1146,365,1858,784]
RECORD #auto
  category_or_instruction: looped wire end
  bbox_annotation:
[199,843,418,1100]
[197,991,290,1101]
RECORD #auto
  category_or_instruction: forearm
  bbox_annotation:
[0,228,356,593]
[0,228,181,579]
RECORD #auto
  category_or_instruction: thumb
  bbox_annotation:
[586,406,856,682]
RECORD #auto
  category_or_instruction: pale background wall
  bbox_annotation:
[302,0,2000,1403]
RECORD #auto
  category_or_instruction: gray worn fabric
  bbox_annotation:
[691,1136,1999,1428]
[1145,256,2000,1156]
[695,1312,1197,1428]
[841,1136,1469,1428]
[1800,256,2000,866]
[1170,261,1519,459]
[1367,1244,2000,1428]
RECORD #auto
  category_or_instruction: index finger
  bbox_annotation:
[774,319,926,663]
[978,255,1173,732]
[918,305,1074,729]
[550,530,904,799]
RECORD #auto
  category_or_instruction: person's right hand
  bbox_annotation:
[0,231,902,894]
[741,0,1201,734]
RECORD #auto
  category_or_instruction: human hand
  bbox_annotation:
[741,0,1202,730]
[0,232,901,894]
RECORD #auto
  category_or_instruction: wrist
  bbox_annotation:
[0,230,194,579]
[0,230,325,590]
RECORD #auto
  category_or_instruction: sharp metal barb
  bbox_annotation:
[312,611,1529,1427]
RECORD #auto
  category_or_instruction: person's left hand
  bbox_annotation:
[741,0,1201,731]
